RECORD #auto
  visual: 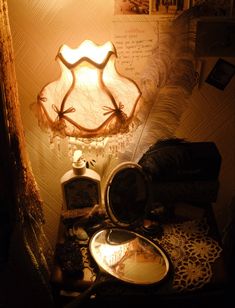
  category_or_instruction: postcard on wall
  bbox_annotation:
[112,18,161,84]
[114,0,192,16]
[111,0,204,84]
[205,58,235,90]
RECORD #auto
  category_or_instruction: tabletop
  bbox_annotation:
[50,202,229,307]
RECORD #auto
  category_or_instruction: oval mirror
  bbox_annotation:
[65,228,170,307]
[90,228,170,285]
[105,162,149,227]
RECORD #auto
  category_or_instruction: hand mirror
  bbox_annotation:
[90,228,169,284]
[65,228,170,307]
[65,162,171,307]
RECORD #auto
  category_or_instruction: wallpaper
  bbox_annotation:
[7,0,235,246]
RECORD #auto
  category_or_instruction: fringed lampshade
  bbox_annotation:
[36,40,141,154]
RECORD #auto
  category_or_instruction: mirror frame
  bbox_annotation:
[104,162,150,228]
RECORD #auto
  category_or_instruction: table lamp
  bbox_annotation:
[36,40,142,159]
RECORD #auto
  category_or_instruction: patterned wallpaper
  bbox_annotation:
[176,57,235,232]
[8,0,115,247]
[7,0,235,247]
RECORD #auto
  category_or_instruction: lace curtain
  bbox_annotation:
[0,0,53,303]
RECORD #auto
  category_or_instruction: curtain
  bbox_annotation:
[0,0,53,305]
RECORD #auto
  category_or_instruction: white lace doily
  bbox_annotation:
[157,218,222,292]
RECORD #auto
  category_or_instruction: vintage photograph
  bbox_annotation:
[114,0,191,16]
[151,0,192,15]
[114,1,233,16]
[205,58,235,90]
[114,0,150,15]
[151,0,233,16]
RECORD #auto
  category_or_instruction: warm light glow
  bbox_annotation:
[60,40,115,65]
[98,242,129,266]
[36,40,142,142]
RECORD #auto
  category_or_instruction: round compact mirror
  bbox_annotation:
[105,162,149,227]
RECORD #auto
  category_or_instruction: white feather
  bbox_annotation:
[101,12,199,182]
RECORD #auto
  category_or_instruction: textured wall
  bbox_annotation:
[8,0,114,247]
[7,0,235,247]
[176,57,235,233]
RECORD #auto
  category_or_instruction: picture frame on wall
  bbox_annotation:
[205,58,235,90]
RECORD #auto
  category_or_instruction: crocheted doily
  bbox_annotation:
[157,218,222,292]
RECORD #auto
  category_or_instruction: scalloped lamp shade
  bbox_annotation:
[37,40,141,141]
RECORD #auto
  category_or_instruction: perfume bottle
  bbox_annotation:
[61,150,101,211]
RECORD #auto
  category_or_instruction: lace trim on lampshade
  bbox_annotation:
[157,218,222,292]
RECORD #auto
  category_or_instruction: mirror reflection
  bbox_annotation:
[90,228,169,285]
[106,163,149,226]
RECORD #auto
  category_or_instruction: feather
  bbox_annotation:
[118,11,198,163]
[101,10,199,181]
[137,137,189,181]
